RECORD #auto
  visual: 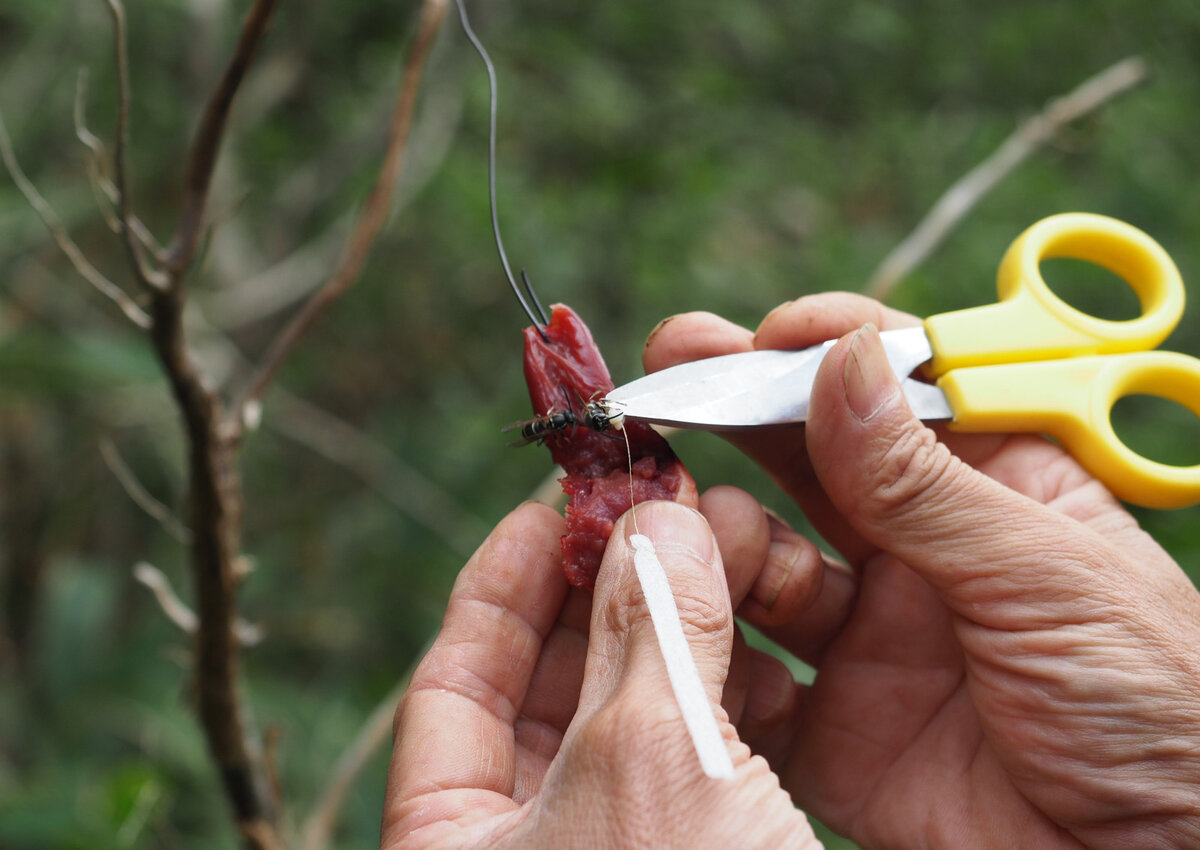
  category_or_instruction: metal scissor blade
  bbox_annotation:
[604,325,953,429]
[877,326,935,377]
[900,380,954,420]
[605,344,834,428]
[879,326,954,420]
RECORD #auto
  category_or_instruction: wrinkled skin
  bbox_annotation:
[384,293,1200,849]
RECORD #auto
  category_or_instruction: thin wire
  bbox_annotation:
[454,0,549,341]
[521,269,550,325]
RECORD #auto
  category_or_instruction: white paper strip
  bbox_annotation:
[629,533,735,779]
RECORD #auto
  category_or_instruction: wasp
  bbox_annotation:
[582,398,625,433]
[503,406,579,446]
[504,390,624,446]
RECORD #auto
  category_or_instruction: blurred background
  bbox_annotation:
[2,1,1199,847]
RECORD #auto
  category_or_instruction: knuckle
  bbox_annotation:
[751,535,825,626]
[603,548,731,642]
[864,422,964,520]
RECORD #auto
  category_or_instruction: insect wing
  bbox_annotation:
[502,409,578,446]
[502,417,541,446]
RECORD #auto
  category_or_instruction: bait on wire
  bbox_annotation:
[455,0,622,442]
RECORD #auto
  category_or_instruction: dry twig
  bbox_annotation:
[130,3,283,841]
[75,69,162,255]
[134,562,263,646]
[4,0,450,845]
[266,392,489,559]
[235,0,449,420]
[133,562,200,634]
[299,644,429,850]
[100,438,193,543]
[865,56,1148,301]
[103,0,168,291]
[0,110,152,328]
[165,0,280,278]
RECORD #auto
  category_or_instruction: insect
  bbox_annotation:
[584,398,625,433]
[503,407,579,447]
[504,388,624,447]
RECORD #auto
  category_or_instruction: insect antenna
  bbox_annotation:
[454,0,550,342]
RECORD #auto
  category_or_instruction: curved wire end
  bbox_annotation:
[512,270,550,342]
[521,269,550,342]
[519,269,550,342]
[454,0,551,344]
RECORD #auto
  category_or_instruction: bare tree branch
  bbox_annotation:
[75,69,123,234]
[0,109,152,328]
[865,56,1149,302]
[235,0,449,421]
[299,642,429,850]
[134,561,199,634]
[164,0,280,279]
[265,391,490,559]
[100,438,193,544]
[134,562,263,646]
[203,65,466,332]
[13,1,449,845]
[103,0,169,291]
[75,68,162,256]
[94,2,283,842]
[140,273,286,847]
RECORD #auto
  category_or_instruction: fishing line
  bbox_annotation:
[619,423,641,537]
[614,421,732,779]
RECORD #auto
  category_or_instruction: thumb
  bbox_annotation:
[546,503,822,847]
[805,323,1125,623]
[575,501,735,763]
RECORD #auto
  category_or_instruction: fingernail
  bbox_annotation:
[645,314,679,350]
[751,298,798,347]
[751,539,797,611]
[758,298,796,329]
[627,501,715,564]
[843,323,896,421]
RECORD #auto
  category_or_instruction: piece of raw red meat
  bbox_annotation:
[521,304,697,590]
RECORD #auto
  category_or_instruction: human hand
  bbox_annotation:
[381,499,822,849]
[643,292,1200,849]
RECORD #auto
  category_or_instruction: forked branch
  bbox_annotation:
[75,69,162,256]
[3,1,450,847]
[0,110,151,328]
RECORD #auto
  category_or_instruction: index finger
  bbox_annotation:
[382,502,568,840]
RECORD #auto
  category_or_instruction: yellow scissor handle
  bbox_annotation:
[939,352,1200,509]
[924,213,1185,377]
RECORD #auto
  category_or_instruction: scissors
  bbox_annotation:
[602,213,1200,509]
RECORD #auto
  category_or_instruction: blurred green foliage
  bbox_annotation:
[2,1,1199,848]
